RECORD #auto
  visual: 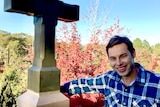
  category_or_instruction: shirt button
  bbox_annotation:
[124,88,127,92]
[123,102,126,106]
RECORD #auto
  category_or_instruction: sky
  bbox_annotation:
[0,0,160,45]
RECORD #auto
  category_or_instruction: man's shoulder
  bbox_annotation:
[145,70,160,77]
[137,63,160,80]
[155,73,160,78]
[144,70,160,82]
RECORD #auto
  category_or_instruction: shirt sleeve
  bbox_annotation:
[68,74,106,95]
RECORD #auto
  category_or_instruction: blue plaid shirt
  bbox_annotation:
[66,63,160,107]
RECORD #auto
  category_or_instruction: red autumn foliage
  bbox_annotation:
[56,22,109,84]
[0,65,4,73]
[148,57,160,71]
[20,46,34,69]
[56,22,107,107]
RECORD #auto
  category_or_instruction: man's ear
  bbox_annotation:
[132,50,136,58]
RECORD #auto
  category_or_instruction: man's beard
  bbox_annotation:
[125,63,135,77]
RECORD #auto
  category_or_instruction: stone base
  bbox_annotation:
[18,90,69,107]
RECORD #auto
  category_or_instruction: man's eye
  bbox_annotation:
[121,54,127,58]
[110,57,116,61]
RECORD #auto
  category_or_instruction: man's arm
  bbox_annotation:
[60,82,70,94]
[60,74,107,95]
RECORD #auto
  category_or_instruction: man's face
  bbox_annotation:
[108,43,135,77]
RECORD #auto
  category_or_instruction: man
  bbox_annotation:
[61,35,160,106]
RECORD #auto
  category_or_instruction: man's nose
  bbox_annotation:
[116,59,122,65]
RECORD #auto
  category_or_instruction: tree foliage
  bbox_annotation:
[133,38,143,48]
[0,31,32,107]
[133,38,160,73]
[0,81,16,107]
[152,43,160,57]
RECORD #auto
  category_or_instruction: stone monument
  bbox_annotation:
[4,0,79,106]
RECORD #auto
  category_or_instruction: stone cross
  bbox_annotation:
[4,0,79,107]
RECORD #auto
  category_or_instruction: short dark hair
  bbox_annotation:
[106,35,135,56]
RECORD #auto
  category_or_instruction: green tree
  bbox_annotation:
[0,79,16,107]
[154,61,160,73]
[142,39,151,52]
[134,48,152,68]
[133,38,143,48]
[152,43,160,57]
[0,32,32,106]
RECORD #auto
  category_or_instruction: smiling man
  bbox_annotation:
[61,35,160,106]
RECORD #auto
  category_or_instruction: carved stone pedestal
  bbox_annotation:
[18,90,69,107]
